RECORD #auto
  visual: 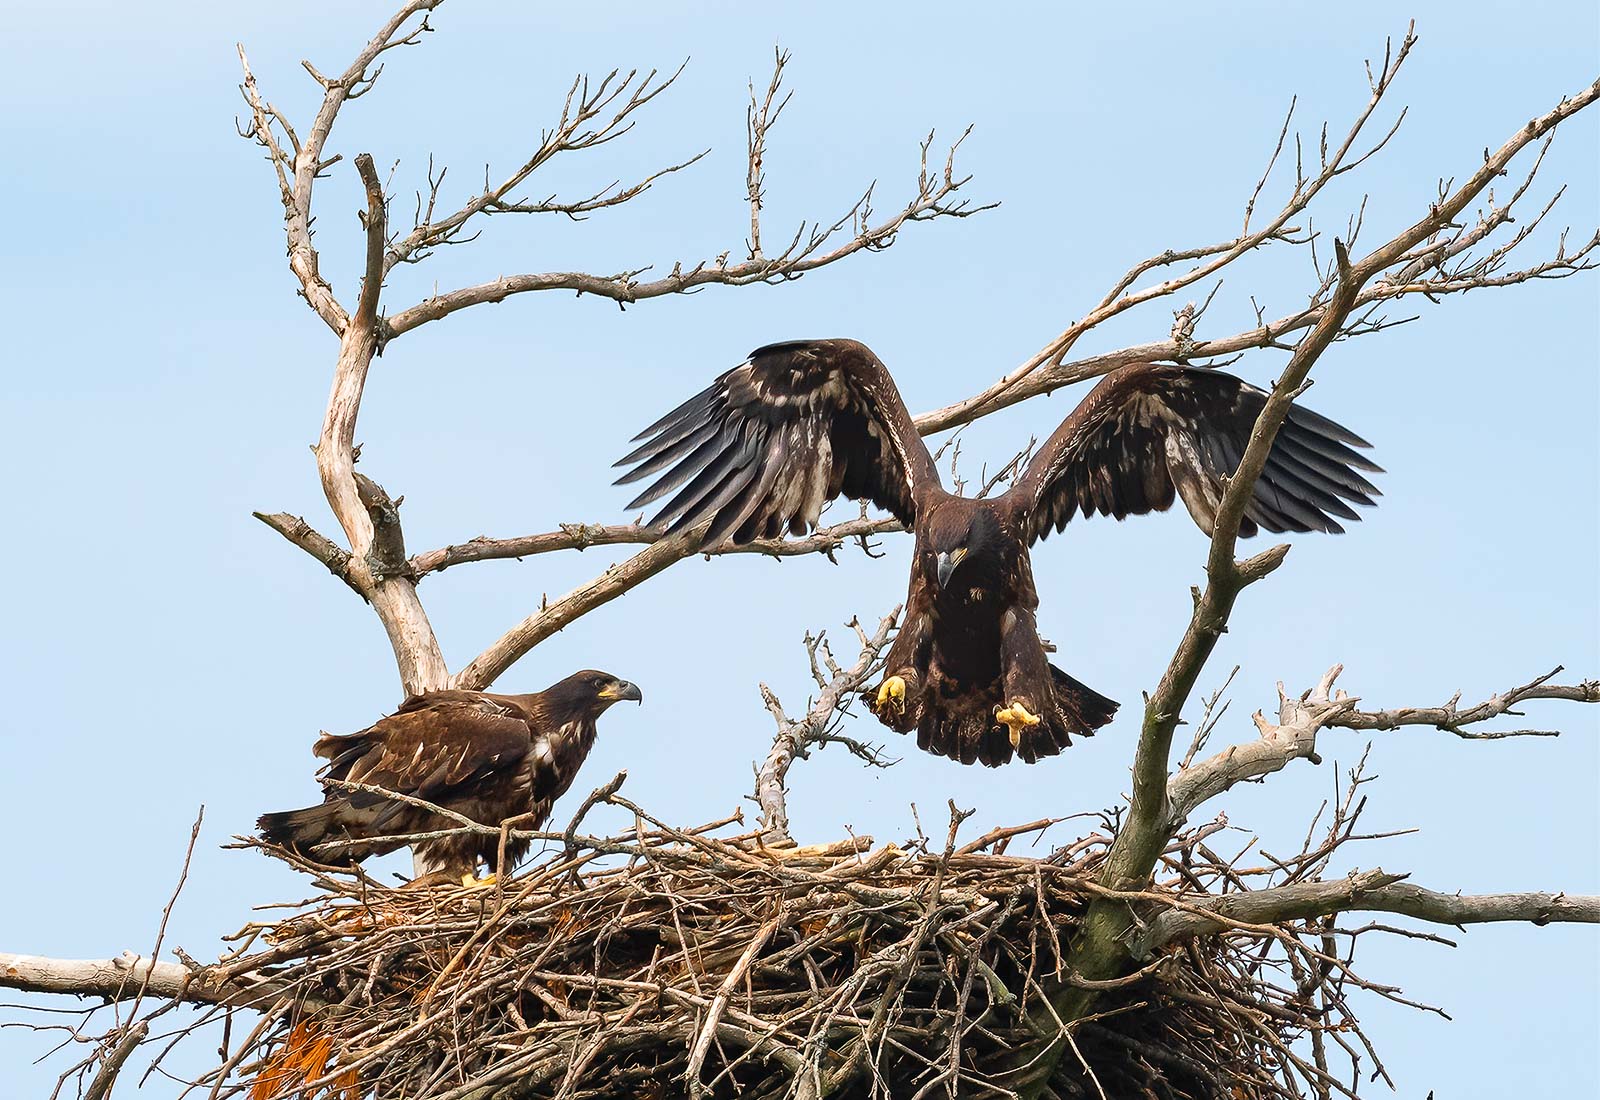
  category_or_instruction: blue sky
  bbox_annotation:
[2,1,1596,1094]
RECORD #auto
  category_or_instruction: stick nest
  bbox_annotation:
[200,798,1386,1100]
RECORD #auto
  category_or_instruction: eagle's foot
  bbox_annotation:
[875,675,907,715]
[461,872,498,890]
[995,701,1042,750]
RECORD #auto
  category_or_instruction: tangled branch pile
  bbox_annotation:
[193,787,1401,1100]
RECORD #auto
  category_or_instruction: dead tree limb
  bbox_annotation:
[1168,665,1359,827]
[1168,665,1599,828]
[1326,666,1600,738]
[409,513,899,577]
[81,1020,146,1100]
[0,952,200,1001]
[381,125,984,337]
[239,0,980,698]
[1135,873,1600,957]
[754,608,901,844]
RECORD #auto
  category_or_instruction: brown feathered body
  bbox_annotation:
[876,495,1118,765]
[258,671,640,879]
[616,339,1380,766]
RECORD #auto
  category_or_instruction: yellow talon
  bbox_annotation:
[995,701,1042,750]
[461,872,498,889]
[875,675,907,714]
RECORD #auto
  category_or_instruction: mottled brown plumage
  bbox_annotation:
[617,339,1380,766]
[258,671,641,880]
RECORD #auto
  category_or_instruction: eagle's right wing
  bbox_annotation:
[614,339,938,546]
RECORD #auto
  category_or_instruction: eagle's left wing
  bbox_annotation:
[1012,363,1382,542]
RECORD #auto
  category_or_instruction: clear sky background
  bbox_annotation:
[2,1,1596,1094]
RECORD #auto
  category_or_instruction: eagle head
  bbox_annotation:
[925,504,1004,591]
[551,670,644,715]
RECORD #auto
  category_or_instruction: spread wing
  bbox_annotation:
[314,698,531,829]
[614,338,939,546]
[1013,363,1382,541]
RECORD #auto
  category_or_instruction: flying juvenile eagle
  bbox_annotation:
[258,671,642,885]
[615,339,1380,767]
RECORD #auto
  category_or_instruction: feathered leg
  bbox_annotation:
[866,598,934,733]
[997,607,1059,764]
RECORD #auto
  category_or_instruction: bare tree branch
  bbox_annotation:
[383,126,986,337]
[0,953,226,1004]
[309,154,450,694]
[1327,666,1600,738]
[235,2,441,336]
[754,609,901,844]
[385,63,702,271]
[1169,664,1599,827]
[81,1020,147,1100]
[1168,665,1359,827]
[745,48,793,262]
[918,29,1418,432]
[914,69,1600,435]
[409,513,899,576]
[252,511,359,594]
[1135,870,1600,957]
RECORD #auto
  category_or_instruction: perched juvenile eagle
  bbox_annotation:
[615,339,1380,767]
[258,671,642,884]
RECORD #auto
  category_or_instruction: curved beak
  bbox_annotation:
[602,679,643,704]
[935,548,967,589]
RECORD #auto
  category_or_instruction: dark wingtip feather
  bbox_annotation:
[1286,401,1374,448]
[1287,409,1384,472]
[623,485,658,511]
[627,380,722,443]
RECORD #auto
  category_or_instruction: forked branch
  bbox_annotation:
[386,63,703,270]
[754,609,901,844]
[1168,664,1600,826]
[1328,666,1600,737]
